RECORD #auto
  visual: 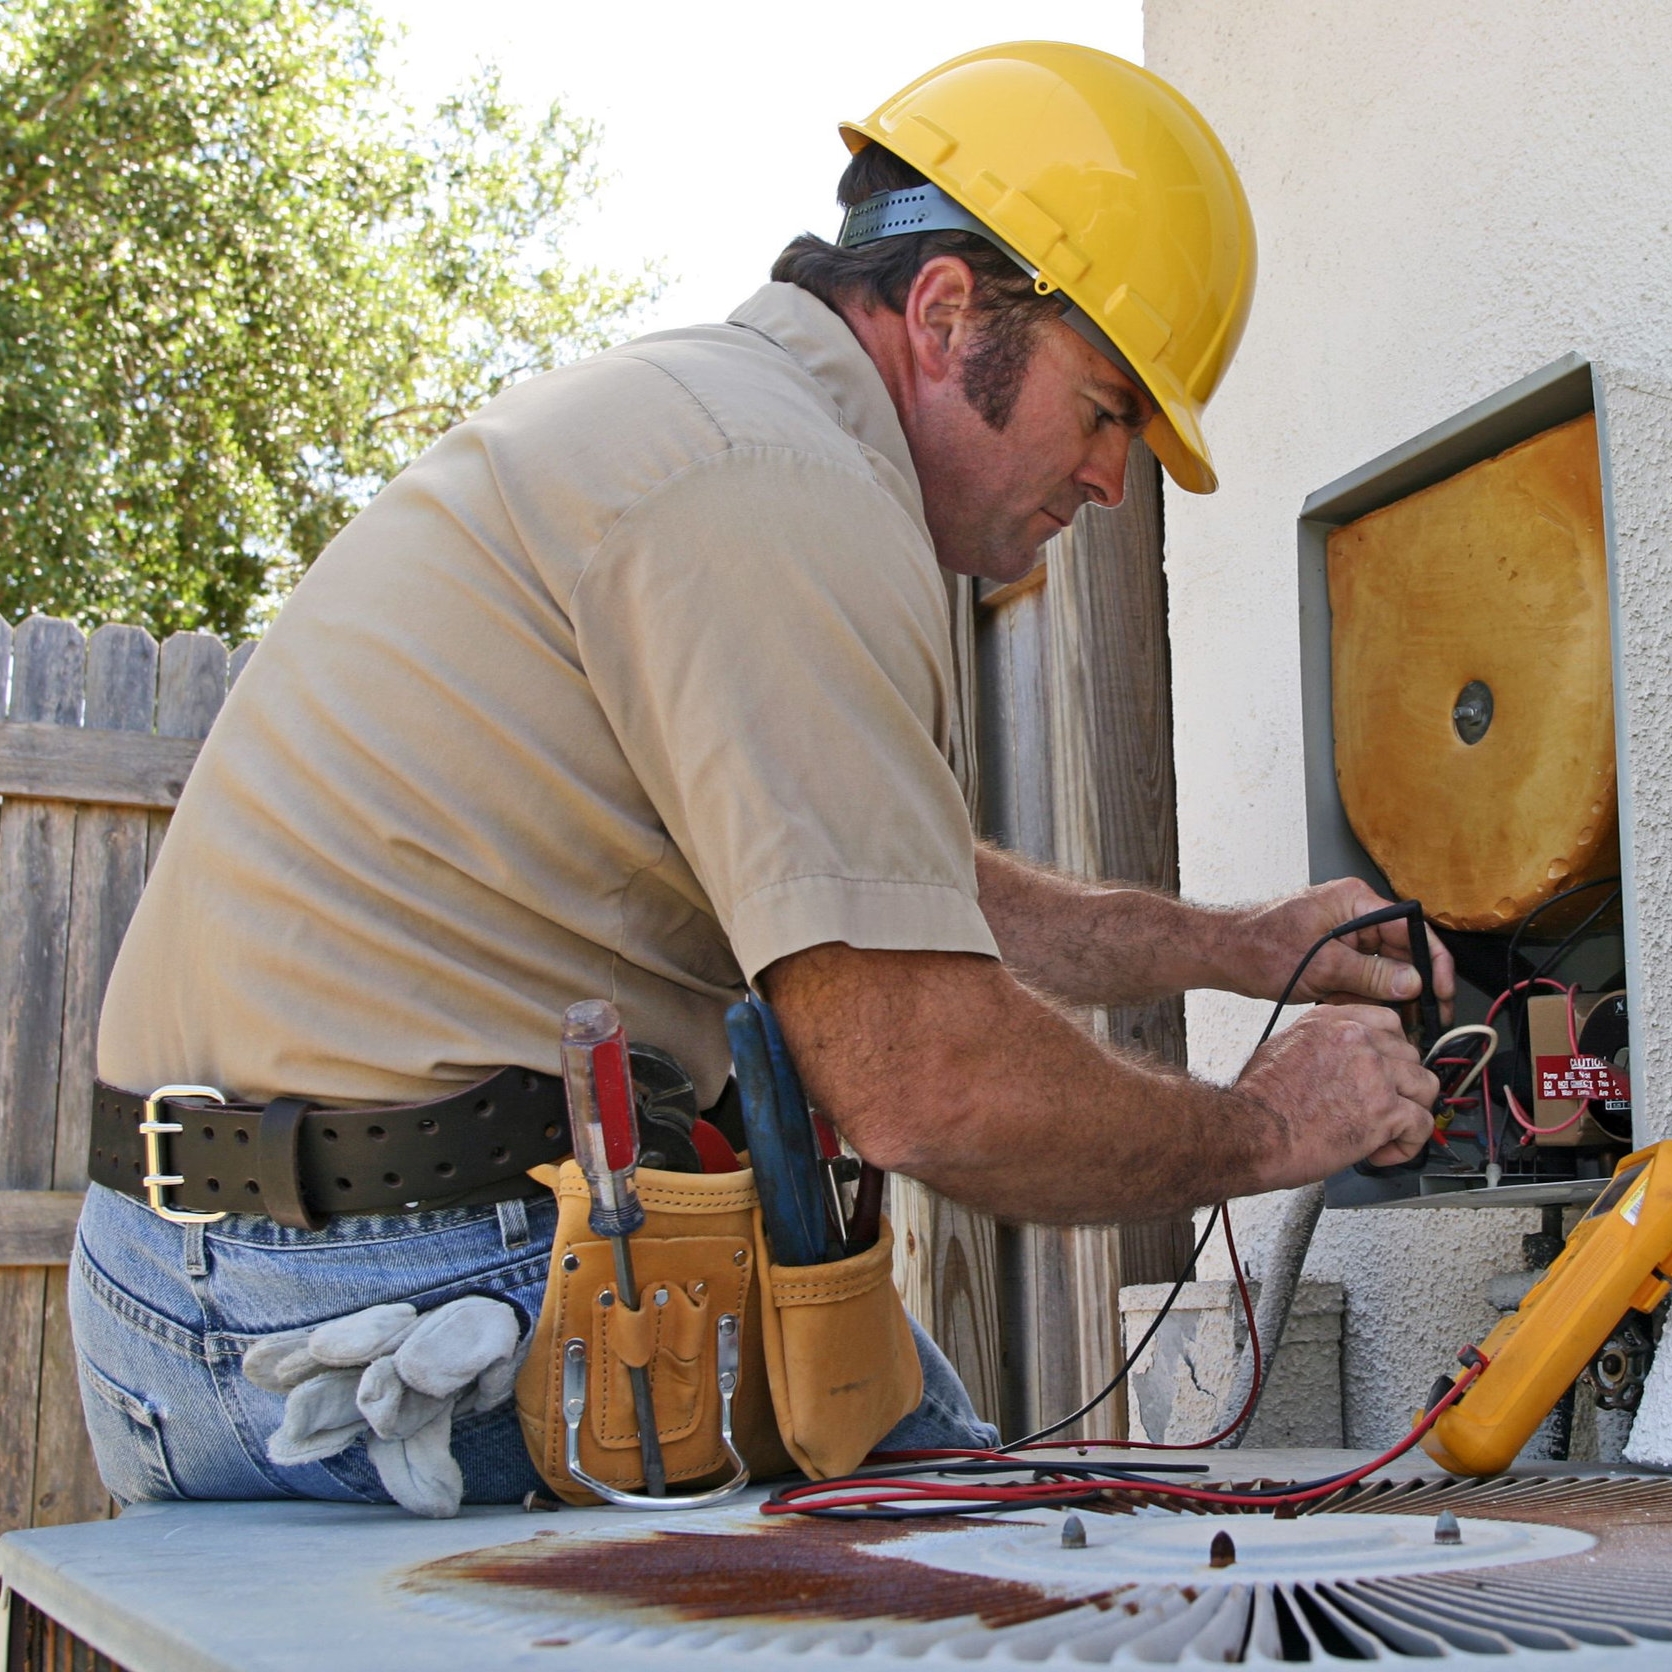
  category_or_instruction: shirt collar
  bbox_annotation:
[726,284,923,519]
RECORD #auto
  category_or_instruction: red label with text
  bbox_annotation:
[1536,1055,1631,1105]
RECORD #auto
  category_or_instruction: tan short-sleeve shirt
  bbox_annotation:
[98,285,998,1109]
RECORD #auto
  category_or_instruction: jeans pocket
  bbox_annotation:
[76,1354,183,1506]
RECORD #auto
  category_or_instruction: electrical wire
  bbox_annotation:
[768,902,1456,1522]
[1423,1024,1497,1146]
[762,1355,1487,1519]
[1494,879,1622,1161]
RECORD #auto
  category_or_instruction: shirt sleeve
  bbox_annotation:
[571,444,999,983]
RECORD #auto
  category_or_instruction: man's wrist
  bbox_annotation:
[1166,896,1266,999]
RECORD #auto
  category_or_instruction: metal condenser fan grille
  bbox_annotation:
[401,1473,1672,1664]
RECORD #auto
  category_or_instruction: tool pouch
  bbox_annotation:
[755,1210,922,1479]
[515,1160,920,1503]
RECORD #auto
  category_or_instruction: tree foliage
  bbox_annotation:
[0,0,653,636]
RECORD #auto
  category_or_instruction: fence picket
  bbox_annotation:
[37,625,160,1528]
[147,632,228,876]
[0,616,89,1532]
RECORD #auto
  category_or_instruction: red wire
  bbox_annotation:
[1478,978,1576,1158]
[766,1211,1489,1521]
[764,1358,1486,1517]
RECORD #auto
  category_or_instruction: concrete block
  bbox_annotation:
[1121,1279,1344,1447]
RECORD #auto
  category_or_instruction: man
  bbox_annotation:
[73,43,1445,1508]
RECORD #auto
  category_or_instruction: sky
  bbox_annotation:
[375,0,1146,335]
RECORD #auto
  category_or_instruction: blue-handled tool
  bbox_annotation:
[724,995,843,1266]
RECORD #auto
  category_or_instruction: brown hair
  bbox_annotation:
[771,144,1058,429]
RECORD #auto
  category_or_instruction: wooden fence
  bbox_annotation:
[0,616,252,1534]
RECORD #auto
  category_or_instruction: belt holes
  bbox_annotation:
[435,1160,456,1178]
[201,1124,215,1140]
[244,1179,260,1195]
[474,1099,493,1118]
[322,1127,338,1143]
[522,1071,538,1092]
[235,1128,250,1144]
[418,1118,438,1134]
[367,1124,386,1140]
[383,1171,402,1187]
[207,1177,220,1192]
[132,1160,142,1176]
[490,1145,508,1163]
[335,1176,352,1191]
[543,1122,559,1140]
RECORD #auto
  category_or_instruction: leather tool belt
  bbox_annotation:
[88,1066,571,1230]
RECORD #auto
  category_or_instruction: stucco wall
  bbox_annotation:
[1143,1,1672,1446]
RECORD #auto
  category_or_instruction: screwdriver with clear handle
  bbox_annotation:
[562,999,666,1497]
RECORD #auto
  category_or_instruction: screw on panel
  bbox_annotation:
[1209,1531,1237,1568]
[1061,1514,1087,1549]
[1435,1509,1462,1545]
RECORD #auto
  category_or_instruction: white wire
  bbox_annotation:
[1424,1023,1499,1100]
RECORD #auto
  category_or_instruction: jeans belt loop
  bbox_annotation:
[258,1097,327,1231]
[141,1085,229,1225]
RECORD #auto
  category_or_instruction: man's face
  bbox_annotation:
[911,313,1154,584]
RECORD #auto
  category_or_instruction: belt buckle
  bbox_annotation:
[141,1085,229,1224]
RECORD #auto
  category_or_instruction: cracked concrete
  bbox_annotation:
[1121,1280,1344,1447]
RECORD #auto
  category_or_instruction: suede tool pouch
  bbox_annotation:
[516,1160,920,1502]
[517,1160,791,1503]
[756,1216,922,1480]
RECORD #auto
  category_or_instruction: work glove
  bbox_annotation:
[243,1294,527,1518]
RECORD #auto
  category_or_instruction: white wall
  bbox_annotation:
[1144,0,1672,1445]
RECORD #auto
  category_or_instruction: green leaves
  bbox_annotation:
[0,0,654,636]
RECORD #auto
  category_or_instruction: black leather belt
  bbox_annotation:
[88,1066,571,1231]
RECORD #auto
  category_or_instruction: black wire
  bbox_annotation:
[1504,875,1621,990]
[1000,1206,1222,1450]
[998,903,1421,1453]
[774,908,1449,1523]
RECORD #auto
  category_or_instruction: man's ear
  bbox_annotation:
[902,256,980,384]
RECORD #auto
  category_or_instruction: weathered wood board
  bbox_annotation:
[0,616,249,1534]
[973,445,1192,1442]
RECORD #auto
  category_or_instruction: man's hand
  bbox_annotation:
[1232,1004,1439,1190]
[1224,877,1456,1019]
[972,847,1454,1021]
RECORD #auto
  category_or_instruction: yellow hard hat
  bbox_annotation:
[840,42,1256,494]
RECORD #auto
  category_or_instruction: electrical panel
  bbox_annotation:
[1298,357,1635,1210]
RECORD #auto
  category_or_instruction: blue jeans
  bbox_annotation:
[69,1183,997,1506]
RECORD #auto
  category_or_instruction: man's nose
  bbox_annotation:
[1076,429,1132,509]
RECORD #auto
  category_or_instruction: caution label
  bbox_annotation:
[1536,1054,1631,1106]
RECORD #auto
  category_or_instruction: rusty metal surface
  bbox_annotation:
[408,1517,1106,1629]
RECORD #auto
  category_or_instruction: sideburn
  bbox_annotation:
[959,309,1049,430]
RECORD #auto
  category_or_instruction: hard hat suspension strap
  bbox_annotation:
[836,184,1152,405]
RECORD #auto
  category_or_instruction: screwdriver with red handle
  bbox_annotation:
[562,999,666,1496]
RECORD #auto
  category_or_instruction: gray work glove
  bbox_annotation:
[243,1295,527,1518]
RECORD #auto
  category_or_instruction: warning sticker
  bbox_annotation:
[1620,1175,1649,1227]
[1536,1055,1631,1105]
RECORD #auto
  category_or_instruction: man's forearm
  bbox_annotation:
[764,943,1283,1223]
[762,942,1437,1226]
[974,842,1243,1007]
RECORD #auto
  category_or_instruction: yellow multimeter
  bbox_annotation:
[1422,1140,1672,1476]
